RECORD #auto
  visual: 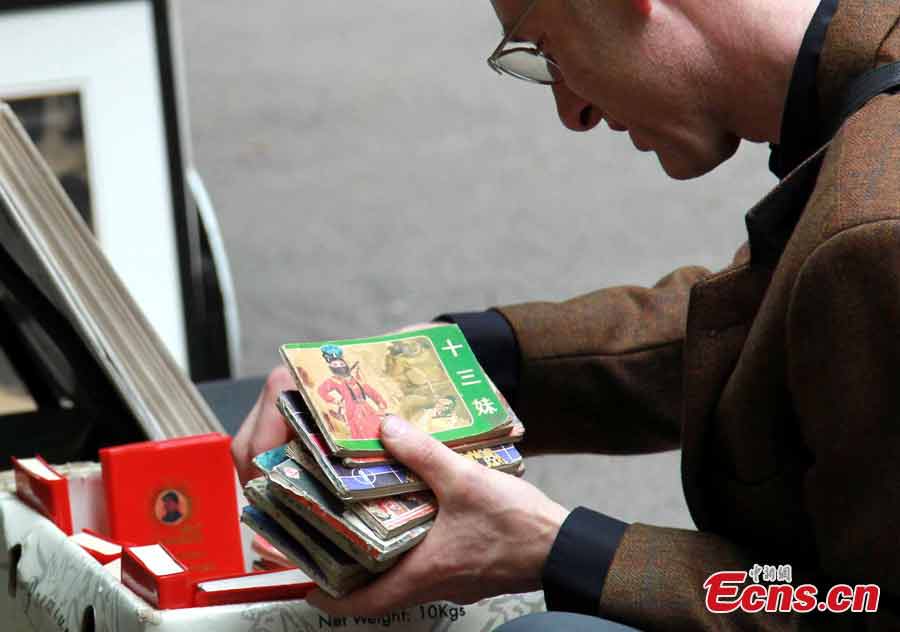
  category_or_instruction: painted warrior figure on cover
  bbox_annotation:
[317,345,387,439]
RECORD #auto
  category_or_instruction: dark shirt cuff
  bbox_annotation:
[542,507,629,615]
[435,309,520,403]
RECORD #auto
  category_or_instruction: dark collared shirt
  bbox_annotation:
[770,0,840,179]
[438,0,839,615]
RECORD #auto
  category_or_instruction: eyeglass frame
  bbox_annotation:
[486,0,562,85]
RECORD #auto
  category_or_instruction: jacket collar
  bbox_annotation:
[748,0,900,265]
[746,146,828,266]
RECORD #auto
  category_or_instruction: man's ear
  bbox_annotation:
[630,0,652,17]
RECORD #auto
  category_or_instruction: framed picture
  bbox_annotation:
[5,88,94,229]
[0,0,235,382]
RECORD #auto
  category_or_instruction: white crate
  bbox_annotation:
[0,491,545,632]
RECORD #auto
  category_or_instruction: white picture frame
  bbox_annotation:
[0,0,196,373]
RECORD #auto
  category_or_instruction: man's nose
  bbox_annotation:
[552,82,602,132]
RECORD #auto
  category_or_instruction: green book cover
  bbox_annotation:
[280,324,509,455]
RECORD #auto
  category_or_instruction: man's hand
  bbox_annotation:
[231,366,296,484]
[306,415,569,616]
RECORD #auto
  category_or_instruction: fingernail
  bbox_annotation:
[381,415,408,438]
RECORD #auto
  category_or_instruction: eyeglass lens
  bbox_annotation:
[495,50,559,83]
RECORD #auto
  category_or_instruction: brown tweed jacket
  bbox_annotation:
[496,1,900,629]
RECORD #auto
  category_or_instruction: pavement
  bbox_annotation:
[12,1,782,530]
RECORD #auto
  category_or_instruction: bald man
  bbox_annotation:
[234,0,900,628]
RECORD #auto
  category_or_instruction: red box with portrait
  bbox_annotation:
[99,433,244,580]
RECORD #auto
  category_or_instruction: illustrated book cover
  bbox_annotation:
[346,491,437,540]
[280,324,512,456]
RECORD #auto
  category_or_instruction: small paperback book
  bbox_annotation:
[285,442,438,538]
[278,390,523,501]
[266,459,430,572]
[280,324,512,457]
[340,417,525,468]
[255,442,439,540]
[241,506,370,599]
[242,478,371,586]
[287,434,523,502]
[347,490,437,540]
[339,377,526,468]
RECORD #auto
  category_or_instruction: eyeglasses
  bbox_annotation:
[487,0,561,85]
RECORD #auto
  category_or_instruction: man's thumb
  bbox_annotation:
[379,415,466,494]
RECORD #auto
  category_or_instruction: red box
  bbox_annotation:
[122,544,192,609]
[251,533,294,569]
[100,433,243,580]
[192,568,315,607]
[69,529,122,565]
[12,456,73,535]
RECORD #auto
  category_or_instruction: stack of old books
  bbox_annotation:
[241,324,525,597]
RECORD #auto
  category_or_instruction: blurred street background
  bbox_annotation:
[179,1,775,529]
